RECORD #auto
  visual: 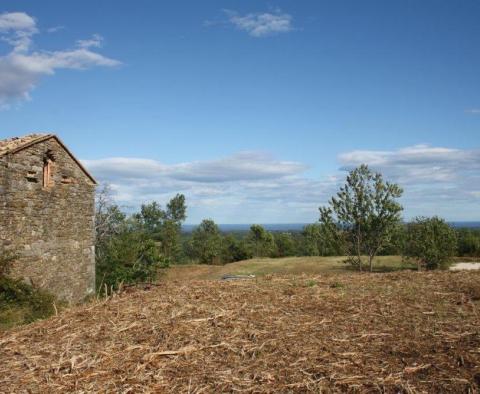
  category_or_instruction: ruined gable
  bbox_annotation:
[0,134,96,303]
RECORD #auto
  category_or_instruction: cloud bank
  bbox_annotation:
[83,145,480,223]
[0,12,120,108]
[339,145,480,219]
[83,152,335,223]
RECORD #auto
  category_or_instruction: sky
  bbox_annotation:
[0,0,479,223]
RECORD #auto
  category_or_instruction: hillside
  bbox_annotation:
[1,270,479,392]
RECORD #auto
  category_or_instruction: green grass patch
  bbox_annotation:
[330,281,345,289]
[165,256,408,281]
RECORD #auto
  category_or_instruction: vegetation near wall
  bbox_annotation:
[0,252,56,329]
[95,186,183,292]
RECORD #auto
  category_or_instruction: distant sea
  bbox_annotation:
[182,222,480,233]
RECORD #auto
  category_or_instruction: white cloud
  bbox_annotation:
[83,145,480,223]
[339,144,480,184]
[46,26,64,33]
[0,12,36,32]
[0,12,120,108]
[339,144,480,219]
[0,11,37,53]
[465,109,480,114]
[82,152,331,223]
[83,152,307,183]
[76,34,103,49]
[170,152,306,182]
[225,10,293,37]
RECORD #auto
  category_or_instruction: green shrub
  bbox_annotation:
[96,230,166,291]
[221,234,250,264]
[305,279,317,287]
[403,216,457,270]
[0,276,56,329]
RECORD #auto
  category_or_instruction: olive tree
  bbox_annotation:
[319,164,403,271]
[404,216,457,270]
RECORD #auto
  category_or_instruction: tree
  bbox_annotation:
[95,185,127,246]
[161,194,187,261]
[136,201,164,234]
[95,185,127,264]
[221,234,250,263]
[301,223,345,256]
[273,232,297,257]
[319,164,403,272]
[166,194,187,223]
[457,229,480,257]
[404,216,457,270]
[133,194,187,262]
[246,225,275,258]
[191,219,223,264]
[96,231,164,290]
[94,189,185,290]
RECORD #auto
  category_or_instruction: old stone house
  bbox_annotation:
[0,134,96,303]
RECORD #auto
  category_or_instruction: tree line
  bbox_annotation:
[95,165,480,289]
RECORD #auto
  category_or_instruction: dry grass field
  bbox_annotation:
[1,268,479,392]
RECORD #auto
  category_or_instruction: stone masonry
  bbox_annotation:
[0,134,96,303]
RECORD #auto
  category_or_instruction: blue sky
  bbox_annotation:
[0,1,479,223]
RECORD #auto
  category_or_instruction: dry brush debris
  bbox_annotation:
[1,271,480,393]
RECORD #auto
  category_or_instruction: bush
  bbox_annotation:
[273,232,297,257]
[96,231,166,291]
[457,229,480,257]
[221,235,250,264]
[0,254,56,329]
[404,216,457,270]
[0,276,56,328]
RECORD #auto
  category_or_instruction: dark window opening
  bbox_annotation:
[43,151,55,188]
[26,171,38,183]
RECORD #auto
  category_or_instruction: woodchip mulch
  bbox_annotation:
[1,271,479,393]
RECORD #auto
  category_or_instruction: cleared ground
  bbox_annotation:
[1,270,479,392]
[164,255,410,281]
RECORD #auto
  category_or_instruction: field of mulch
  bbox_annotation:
[1,271,480,393]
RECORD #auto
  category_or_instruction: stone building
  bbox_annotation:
[0,134,96,303]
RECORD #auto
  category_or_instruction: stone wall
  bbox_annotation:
[0,138,96,303]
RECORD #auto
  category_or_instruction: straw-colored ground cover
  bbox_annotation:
[1,271,479,392]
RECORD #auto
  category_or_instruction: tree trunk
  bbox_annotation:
[369,255,374,272]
